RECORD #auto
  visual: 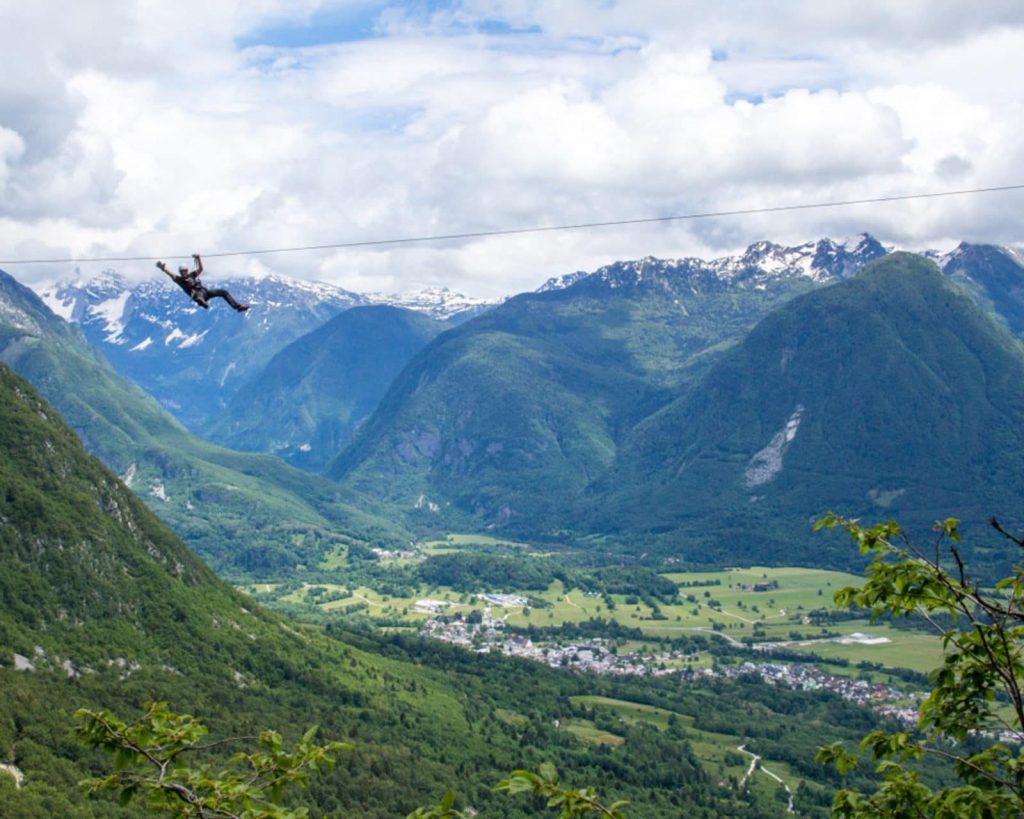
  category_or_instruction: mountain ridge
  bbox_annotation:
[583,252,1024,569]
[0,268,408,576]
[211,304,447,469]
[324,237,894,532]
[327,245,1024,569]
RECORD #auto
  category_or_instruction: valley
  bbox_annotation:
[4,244,1023,816]
[245,551,942,681]
[6,7,1024,815]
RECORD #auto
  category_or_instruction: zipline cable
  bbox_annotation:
[1,183,1022,265]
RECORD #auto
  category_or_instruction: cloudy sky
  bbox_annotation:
[1,1,1023,297]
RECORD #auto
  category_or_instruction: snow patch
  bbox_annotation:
[41,291,76,320]
[164,328,185,346]
[745,405,805,488]
[89,291,131,343]
[161,328,206,348]
[219,361,236,387]
[130,336,154,352]
[537,271,589,292]
[365,286,499,319]
[149,482,167,501]
[177,330,207,349]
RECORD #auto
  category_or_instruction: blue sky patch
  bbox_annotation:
[237,3,386,48]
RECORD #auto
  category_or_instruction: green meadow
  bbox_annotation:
[569,695,803,796]
[250,561,942,677]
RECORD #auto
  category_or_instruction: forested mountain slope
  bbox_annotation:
[587,253,1024,569]
[0,269,405,576]
[211,305,445,470]
[0,362,839,818]
[328,237,885,533]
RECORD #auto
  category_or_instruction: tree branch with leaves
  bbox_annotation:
[815,514,1024,817]
[73,701,350,819]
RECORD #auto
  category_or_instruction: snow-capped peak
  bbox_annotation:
[39,268,130,324]
[537,270,589,293]
[364,287,501,320]
[537,234,889,294]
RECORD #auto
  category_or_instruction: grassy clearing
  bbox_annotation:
[419,533,532,550]
[570,696,677,729]
[319,545,348,570]
[495,708,529,729]
[571,696,754,783]
[562,718,625,747]
[779,625,943,672]
[255,562,940,677]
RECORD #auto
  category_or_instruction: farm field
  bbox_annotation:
[246,562,941,676]
[569,695,803,799]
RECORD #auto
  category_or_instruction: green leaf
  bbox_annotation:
[537,761,558,784]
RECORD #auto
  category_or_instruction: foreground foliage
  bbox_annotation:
[75,702,349,818]
[76,704,628,818]
[494,764,629,817]
[816,514,1024,816]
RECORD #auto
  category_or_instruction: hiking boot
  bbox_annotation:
[238,304,250,313]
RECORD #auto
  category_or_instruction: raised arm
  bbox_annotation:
[192,253,203,276]
[155,261,175,280]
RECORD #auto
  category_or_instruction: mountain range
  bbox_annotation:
[38,273,497,430]
[17,234,1024,575]
[0,270,407,576]
[210,305,446,469]
[585,252,1024,568]
[327,236,889,527]
[327,239,1024,570]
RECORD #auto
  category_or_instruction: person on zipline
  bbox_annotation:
[156,253,249,312]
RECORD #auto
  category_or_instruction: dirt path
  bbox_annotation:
[736,745,794,813]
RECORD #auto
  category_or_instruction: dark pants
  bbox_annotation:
[196,287,245,311]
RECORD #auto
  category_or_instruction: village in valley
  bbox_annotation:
[418,597,924,728]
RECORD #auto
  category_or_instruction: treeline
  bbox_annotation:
[415,553,681,603]
[574,566,680,603]
[519,616,645,642]
[417,552,558,591]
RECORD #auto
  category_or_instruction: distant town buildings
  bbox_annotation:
[420,609,924,727]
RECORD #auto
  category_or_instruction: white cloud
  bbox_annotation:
[0,0,1023,297]
[0,126,25,185]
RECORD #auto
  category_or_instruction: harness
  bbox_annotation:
[173,274,209,305]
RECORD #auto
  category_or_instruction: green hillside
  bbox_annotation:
[0,270,406,576]
[589,253,1024,569]
[212,305,444,470]
[329,264,818,534]
[0,362,877,817]
[942,242,1024,337]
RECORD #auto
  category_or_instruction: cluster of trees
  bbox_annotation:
[414,554,681,606]
[417,553,557,591]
